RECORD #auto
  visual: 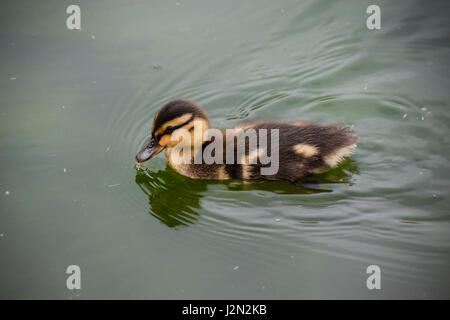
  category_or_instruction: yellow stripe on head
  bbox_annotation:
[153,113,193,137]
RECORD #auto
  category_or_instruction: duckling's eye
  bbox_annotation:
[166,126,175,134]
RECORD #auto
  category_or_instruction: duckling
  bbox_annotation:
[136,99,358,183]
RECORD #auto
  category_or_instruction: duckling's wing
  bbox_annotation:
[245,121,358,180]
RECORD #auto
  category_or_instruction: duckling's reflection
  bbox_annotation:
[135,159,359,228]
[135,167,207,227]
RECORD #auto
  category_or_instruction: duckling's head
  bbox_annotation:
[136,99,209,163]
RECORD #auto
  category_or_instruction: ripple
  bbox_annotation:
[96,0,450,291]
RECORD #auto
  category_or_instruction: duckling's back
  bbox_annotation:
[221,121,358,182]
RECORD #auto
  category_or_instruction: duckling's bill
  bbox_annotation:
[135,138,164,163]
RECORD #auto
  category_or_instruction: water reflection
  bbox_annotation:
[135,167,206,227]
[135,159,359,228]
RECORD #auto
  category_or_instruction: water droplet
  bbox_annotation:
[402,113,407,119]
[275,218,281,222]
[4,191,10,196]
[233,266,239,270]
[63,168,67,173]
[421,107,427,111]
[106,146,110,152]
[421,116,425,121]
[363,85,368,91]
[10,77,16,80]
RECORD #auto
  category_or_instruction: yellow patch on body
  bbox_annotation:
[217,166,230,180]
[241,165,253,179]
[240,148,264,179]
[293,144,319,157]
[240,148,262,164]
[323,144,356,167]
[292,121,310,126]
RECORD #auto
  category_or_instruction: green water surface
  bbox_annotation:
[1,0,450,299]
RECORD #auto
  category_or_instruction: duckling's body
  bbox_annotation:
[136,99,358,183]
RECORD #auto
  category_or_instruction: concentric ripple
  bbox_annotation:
[96,0,450,295]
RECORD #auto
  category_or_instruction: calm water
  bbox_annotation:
[1,0,450,299]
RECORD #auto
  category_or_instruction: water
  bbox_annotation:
[1,0,450,299]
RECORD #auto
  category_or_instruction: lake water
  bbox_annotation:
[1,0,449,299]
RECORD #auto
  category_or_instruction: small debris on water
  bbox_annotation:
[402,113,408,119]
[275,218,281,222]
[363,85,368,91]
[107,184,120,188]
[91,34,96,40]
[4,191,10,196]
[432,194,437,198]
[421,107,427,111]
[233,266,239,271]
[106,146,110,152]
[290,255,295,259]
[10,77,17,80]
[63,168,67,173]
[421,116,425,121]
